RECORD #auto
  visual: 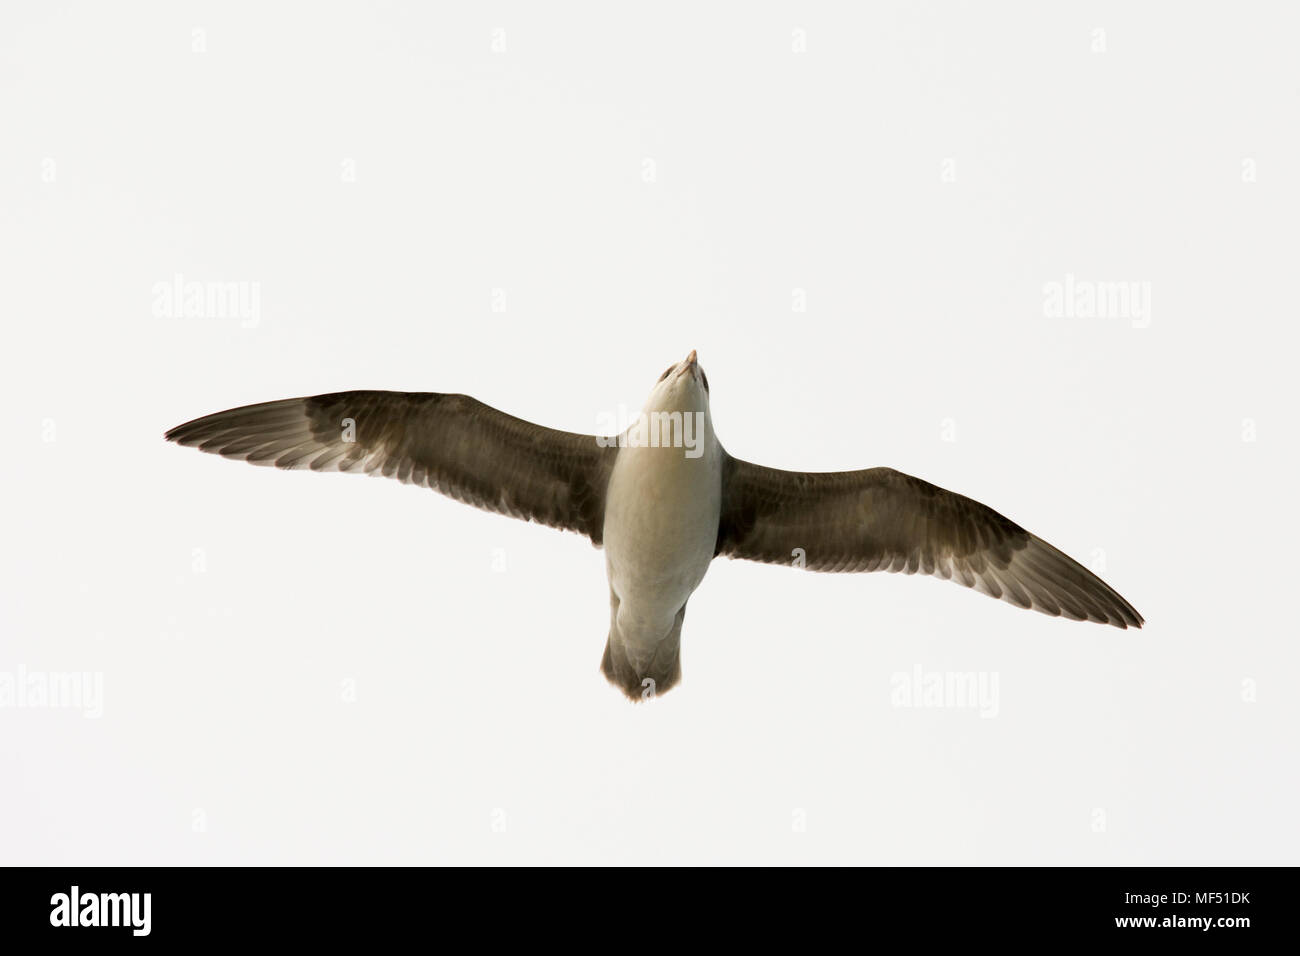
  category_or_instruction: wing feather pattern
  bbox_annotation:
[716,459,1142,628]
[165,391,616,543]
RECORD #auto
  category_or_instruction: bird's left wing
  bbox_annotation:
[715,457,1142,628]
[165,390,617,543]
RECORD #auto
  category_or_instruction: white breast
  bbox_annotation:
[602,411,723,645]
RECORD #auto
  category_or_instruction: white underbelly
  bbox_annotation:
[602,443,721,640]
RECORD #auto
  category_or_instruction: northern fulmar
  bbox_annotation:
[165,350,1143,700]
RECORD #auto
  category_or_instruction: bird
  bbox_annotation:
[164,349,1142,700]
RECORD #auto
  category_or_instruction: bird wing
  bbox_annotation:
[715,457,1142,628]
[165,390,618,543]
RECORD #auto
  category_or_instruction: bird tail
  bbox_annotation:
[600,600,684,701]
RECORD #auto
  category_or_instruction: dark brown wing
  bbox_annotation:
[165,391,617,543]
[716,458,1142,628]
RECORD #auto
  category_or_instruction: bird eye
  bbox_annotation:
[658,365,675,382]
[700,369,709,391]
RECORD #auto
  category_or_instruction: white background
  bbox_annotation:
[2,2,1295,865]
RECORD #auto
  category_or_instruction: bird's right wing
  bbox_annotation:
[165,390,618,543]
[716,458,1142,628]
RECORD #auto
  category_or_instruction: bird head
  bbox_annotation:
[648,349,709,408]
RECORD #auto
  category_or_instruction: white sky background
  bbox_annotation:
[1,2,1295,864]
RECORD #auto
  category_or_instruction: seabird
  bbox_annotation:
[165,350,1143,700]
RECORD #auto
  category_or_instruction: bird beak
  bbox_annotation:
[674,350,699,380]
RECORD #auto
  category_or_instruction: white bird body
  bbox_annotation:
[601,356,722,692]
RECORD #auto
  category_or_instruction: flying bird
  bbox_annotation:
[165,350,1142,700]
